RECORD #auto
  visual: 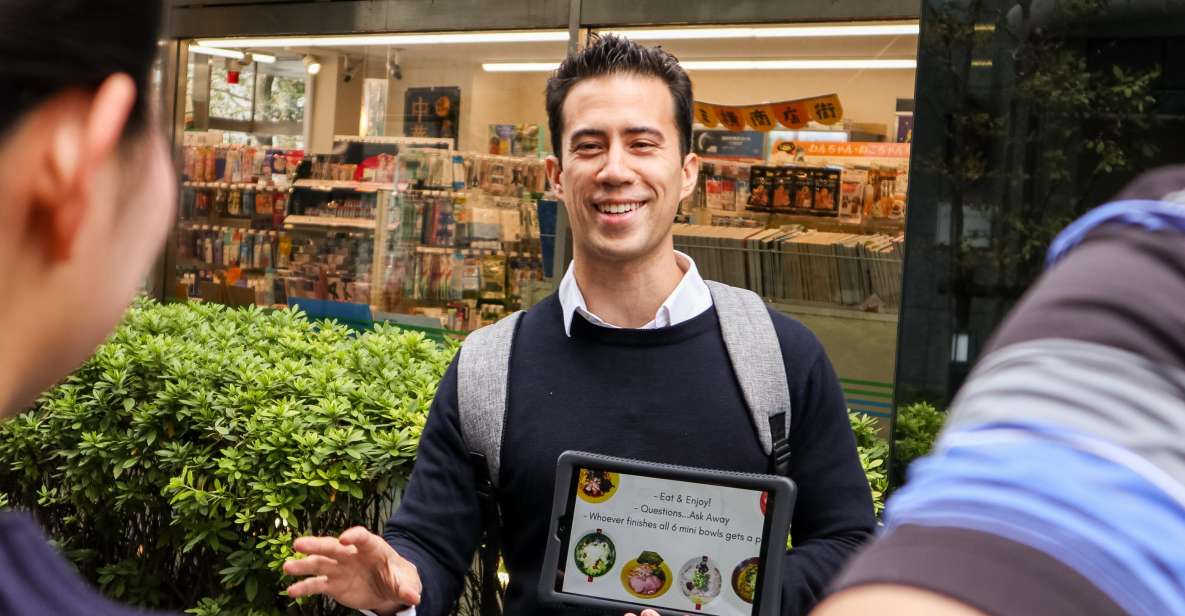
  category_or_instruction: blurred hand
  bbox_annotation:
[626,610,663,616]
[284,526,421,613]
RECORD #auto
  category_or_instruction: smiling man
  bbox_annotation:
[283,35,873,616]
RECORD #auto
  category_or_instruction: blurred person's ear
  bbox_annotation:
[31,74,136,261]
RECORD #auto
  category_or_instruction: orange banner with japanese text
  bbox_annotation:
[694,94,843,131]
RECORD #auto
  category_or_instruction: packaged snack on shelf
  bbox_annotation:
[489,124,514,155]
[839,167,869,221]
[480,254,508,300]
[771,167,792,210]
[871,166,900,219]
[746,166,773,210]
[461,256,482,299]
[793,167,814,210]
[514,124,540,157]
[734,164,751,210]
[703,163,723,210]
[719,165,738,212]
[479,302,507,327]
[813,168,841,213]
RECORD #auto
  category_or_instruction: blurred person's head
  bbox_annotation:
[1112,165,1185,203]
[0,0,174,414]
[544,35,699,267]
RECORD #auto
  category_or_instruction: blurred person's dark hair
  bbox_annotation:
[545,34,694,161]
[0,0,164,139]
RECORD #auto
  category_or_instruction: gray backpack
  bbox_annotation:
[454,280,792,615]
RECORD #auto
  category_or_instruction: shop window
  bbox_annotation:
[589,23,920,419]
[894,0,1185,409]
[172,31,566,333]
[166,24,919,411]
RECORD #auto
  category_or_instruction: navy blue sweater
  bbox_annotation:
[385,294,874,615]
[0,513,172,614]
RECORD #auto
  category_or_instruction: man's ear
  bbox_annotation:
[679,152,701,202]
[545,154,564,200]
[33,74,137,261]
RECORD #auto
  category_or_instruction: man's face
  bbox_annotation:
[546,73,699,266]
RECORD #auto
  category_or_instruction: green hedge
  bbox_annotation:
[847,413,888,516]
[0,299,905,614]
[891,402,945,485]
[0,300,454,615]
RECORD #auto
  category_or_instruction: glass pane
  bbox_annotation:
[209,63,256,122]
[254,72,306,124]
[601,23,919,427]
[170,32,565,334]
[891,0,1185,481]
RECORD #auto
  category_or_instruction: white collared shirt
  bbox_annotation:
[558,250,714,336]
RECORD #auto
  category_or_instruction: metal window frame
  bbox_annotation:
[169,0,919,39]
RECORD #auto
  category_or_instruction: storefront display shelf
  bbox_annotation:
[180,220,265,231]
[282,215,384,231]
[292,179,390,192]
[177,258,271,275]
[695,207,906,234]
[412,245,541,259]
[183,181,288,191]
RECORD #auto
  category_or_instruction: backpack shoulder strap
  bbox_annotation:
[457,310,524,488]
[705,281,793,476]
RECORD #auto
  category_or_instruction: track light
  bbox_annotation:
[303,55,322,75]
[190,45,274,63]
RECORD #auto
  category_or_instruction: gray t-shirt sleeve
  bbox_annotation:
[829,524,1126,616]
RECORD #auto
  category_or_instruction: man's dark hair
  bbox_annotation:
[546,34,694,162]
[0,0,164,139]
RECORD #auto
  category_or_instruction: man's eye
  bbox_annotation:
[575,143,603,152]
[633,142,657,150]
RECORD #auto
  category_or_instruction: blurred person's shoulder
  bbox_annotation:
[0,512,176,615]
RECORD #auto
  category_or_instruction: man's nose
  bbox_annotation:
[596,142,637,185]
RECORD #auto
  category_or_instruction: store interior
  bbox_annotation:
[172,22,918,408]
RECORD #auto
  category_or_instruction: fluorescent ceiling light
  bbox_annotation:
[482,62,561,72]
[197,30,569,49]
[680,59,916,70]
[602,24,919,40]
[190,45,276,64]
[482,58,916,72]
[191,45,245,59]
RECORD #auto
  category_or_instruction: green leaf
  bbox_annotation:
[2,298,456,613]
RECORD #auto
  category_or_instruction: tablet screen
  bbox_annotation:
[560,466,772,615]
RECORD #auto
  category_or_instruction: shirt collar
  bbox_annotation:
[558,250,714,337]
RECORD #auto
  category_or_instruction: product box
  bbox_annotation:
[703,163,723,210]
[480,255,507,300]
[768,166,789,210]
[733,164,751,210]
[513,124,541,157]
[489,124,515,155]
[839,167,869,221]
[746,166,774,210]
[793,167,813,210]
[719,165,738,212]
[870,166,905,219]
[812,168,841,213]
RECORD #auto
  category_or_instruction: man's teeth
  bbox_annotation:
[596,201,644,214]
